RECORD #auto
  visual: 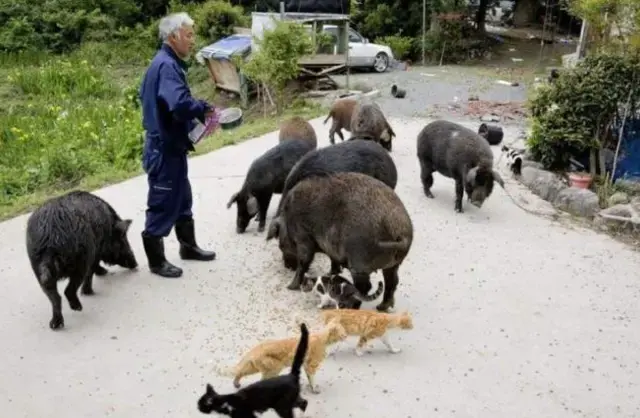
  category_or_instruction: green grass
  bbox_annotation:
[0,42,326,221]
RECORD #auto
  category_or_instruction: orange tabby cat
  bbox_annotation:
[320,309,413,356]
[229,318,347,393]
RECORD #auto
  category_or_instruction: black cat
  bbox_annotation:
[197,323,309,418]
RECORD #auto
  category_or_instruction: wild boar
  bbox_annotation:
[266,172,413,312]
[323,98,358,144]
[349,101,396,151]
[416,119,505,213]
[228,138,316,233]
[26,190,138,330]
[278,116,318,148]
[267,139,398,245]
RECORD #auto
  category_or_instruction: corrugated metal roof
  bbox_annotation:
[196,34,252,62]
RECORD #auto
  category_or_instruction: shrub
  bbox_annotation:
[420,16,480,64]
[375,35,415,61]
[240,19,314,114]
[0,0,144,53]
[193,0,249,43]
[526,52,640,171]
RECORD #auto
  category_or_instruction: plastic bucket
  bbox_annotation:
[478,123,504,146]
[391,84,407,99]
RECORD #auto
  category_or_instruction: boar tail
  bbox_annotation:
[323,111,333,124]
[377,237,409,251]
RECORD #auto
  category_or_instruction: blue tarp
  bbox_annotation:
[197,35,252,61]
[613,116,640,183]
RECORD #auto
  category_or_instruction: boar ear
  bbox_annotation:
[116,219,132,234]
[466,166,478,184]
[246,195,259,216]
[266,218,280,241]
[492,170,505,188]
[226,192,239,209]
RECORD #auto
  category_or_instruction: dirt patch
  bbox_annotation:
[430,99,528,122]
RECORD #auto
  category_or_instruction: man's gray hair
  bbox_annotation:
[158,12,195,41]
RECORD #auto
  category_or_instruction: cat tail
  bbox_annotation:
[290,323,309,378]
[354,280,384,302]
[377,237,409,251]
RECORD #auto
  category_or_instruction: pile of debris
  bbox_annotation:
[431,99,528,122]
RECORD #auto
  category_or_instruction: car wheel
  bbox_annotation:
[373,52,389,73]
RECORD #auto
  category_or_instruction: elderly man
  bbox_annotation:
[139,12,216,278]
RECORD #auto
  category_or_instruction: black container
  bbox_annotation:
[478,123,503,146]
[391,84,406,99]
[220,108,244,130]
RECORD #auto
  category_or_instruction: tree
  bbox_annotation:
[513,0,540,27]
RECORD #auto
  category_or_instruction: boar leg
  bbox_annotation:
[329,120,339,144]
[336,128,345,142]
[377,265,399,312]
[81,268,95,296]
[453,175,465,213]
[93,262,108,276]
[419,160,435,198]
[65,273,85,312]
[40,277,64,330]
[288,242,315,290]
[255,192,273,233]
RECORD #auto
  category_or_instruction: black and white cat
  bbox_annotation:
[301,274,384,309]
[501,145,524,176]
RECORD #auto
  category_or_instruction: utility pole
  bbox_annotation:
[422,0,426,65]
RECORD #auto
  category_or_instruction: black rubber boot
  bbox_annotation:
[175,218,216,261]
[141,232,183,278]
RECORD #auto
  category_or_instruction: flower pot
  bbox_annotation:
[568,172,592,189]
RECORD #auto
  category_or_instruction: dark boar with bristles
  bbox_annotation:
[227,139,316,234]
[278,116,318,148]
[26,190,138,330]
[266,172,413,312]
[349,101,396,151]
[267,139,398,249]
[417,119,505,213]
[323,98,358,144]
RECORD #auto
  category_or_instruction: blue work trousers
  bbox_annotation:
[142,147,193,237]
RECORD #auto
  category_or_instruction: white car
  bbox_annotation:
[323,25,395,73]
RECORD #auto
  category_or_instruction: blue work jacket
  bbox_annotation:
[139,43,212,157]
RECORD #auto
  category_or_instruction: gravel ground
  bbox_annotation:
[1,116,640,418]
[330,65,530,126]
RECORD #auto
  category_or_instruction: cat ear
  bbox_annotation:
[206,383,216,394]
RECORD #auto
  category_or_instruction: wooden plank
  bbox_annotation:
[299,54,347,66]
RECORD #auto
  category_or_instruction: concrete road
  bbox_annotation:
[1,116,640,418]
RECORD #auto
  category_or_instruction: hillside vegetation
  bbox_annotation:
[0,0,323,219]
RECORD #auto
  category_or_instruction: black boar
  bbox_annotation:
[227,138,316,233]
[267,139,398,245]
[417,119,505,213]
[349,101,396,151]
[25,190,138,330]
[266,172,413,312]
[278,116,318,148]
[323,98,358,144]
